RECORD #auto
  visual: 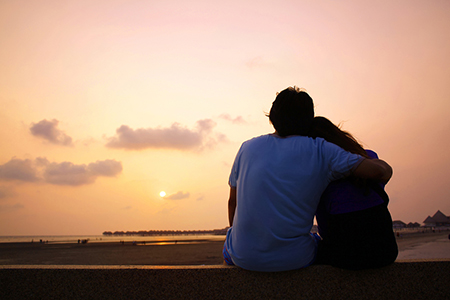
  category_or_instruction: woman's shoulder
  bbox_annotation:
[365,149,378,159]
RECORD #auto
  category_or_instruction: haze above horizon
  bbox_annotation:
[1,0,450,235]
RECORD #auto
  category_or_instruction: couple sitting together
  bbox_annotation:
[223,86,398,272]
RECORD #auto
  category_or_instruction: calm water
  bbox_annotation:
[0,234,226,244]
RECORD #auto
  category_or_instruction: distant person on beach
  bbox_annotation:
[308,116,398,270]
[223,87,393,272]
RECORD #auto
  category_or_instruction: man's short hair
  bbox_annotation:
[269,87,314,137]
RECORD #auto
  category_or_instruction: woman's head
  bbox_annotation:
[268,87,314,137]
[309,116,369,158]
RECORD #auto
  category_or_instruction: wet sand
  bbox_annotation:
[1,231,448,266]
[0,240,226,266]
[396,231,450,260]
[395,231,449,251]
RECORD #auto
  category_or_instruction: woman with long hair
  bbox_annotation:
[309,116,398,270]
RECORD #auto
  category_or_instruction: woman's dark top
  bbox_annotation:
[315,150,398,270]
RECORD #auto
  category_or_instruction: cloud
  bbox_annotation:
[105,119,225,151]
[165,191,190,200]
[30,119,73,146]
[0,158,122,186]
[0,158,39,182]
[43,162,95,186]
[88,160,123,177]
[44,160,122,186]
[0,203,24,212]
[219,114,248,125]
[195,119,216,133]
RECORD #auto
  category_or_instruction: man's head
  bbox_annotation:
[268,86,314,137]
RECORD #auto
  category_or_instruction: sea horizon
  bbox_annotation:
[0,234,226,244]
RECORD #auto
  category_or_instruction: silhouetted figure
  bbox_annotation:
[309,117,397,270]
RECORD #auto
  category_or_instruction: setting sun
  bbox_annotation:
[159,191,166,197]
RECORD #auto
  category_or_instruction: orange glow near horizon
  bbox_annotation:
[1,0,450,235]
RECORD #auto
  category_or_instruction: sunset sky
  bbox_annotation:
[1,0,449,235]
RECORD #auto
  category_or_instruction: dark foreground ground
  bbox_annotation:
[1,261,450,300]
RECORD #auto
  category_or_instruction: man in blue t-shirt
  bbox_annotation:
[224,87,392,272]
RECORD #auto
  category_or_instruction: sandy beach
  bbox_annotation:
[1,231,449,266]
[0,239,226,266]
[395,231,450,260]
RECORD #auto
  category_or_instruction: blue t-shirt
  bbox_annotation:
[225,134,363,272]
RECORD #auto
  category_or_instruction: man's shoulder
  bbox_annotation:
[243,134,324,148]
[242,134,271,145]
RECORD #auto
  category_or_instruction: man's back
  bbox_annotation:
[226,134,362,271]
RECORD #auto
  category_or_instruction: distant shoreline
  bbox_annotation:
[0,234,226,244]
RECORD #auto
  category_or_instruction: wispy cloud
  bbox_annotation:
[105,119,226,151]
[87,160,124,177]
[0,203,24,212]
[0,158,122,186]
[165,191,190,200]
[30,119,73,146]
[245,56,266,69]
[0,187,14,199]
[218,114,248,125]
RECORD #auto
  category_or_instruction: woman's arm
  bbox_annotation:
[228,187,237,226]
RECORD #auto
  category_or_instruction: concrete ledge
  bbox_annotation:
[1,261,449,299]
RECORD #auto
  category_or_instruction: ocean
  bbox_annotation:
[0,234,226,244]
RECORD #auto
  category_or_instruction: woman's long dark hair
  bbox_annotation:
[308,116,369,158]
[309,116,372,192]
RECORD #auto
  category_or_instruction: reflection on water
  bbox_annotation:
[136,240,213,246]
